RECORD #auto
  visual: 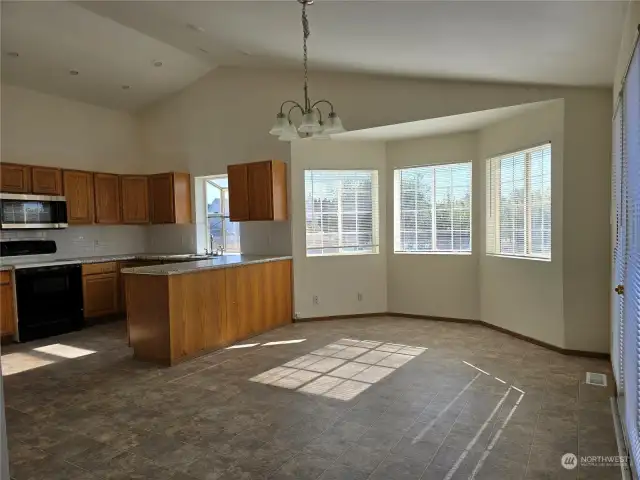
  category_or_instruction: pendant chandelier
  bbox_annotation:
[269,0,346,141]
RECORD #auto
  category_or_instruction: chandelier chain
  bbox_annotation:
[302,1,310,111]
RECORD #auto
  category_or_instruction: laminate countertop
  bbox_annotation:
[0,253,215,271]
[121,255,293,276]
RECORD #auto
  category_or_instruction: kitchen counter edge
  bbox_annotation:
[121,255,293,276]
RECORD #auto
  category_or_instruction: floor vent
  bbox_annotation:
[586,372,607,387]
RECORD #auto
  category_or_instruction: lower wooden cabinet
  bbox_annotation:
[82,263,119,318]
[0,272,16,337]
[126,259,292,365]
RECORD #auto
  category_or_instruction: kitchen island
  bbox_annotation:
[122,255,292,365]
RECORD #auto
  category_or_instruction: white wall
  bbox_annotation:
[1,84,149,258]
[478,100,565,348]
[386,132,479,320]
[290,140,387,319]
[614,1,640,100]
[138,66,604,257]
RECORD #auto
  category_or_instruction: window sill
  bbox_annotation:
[394,251,472,256]
[486,253,551,262]
[306,251,380,258]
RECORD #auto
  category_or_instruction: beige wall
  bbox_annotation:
[386,132,479,320]
[478,101,566,348]
[290,140,387,319]
[1,84,143,173]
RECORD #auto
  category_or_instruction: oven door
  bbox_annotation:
[0,194,68,229]
[15,265,83,342]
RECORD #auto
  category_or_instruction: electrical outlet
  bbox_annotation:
[313,295,319,305]
[357,292,363,302]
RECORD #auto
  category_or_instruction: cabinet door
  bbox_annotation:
[121,176,149,224]
[31,167,63,195]
[83,273,118,318]
[149,174,175,224]
[63,170,94,224]
[227,164,250,221]
[1,164,31,193]
[0,283,15,336]
[94,173,121,224]
[247,161,274,220]
[271,160,288,221]
[224,265,258,341]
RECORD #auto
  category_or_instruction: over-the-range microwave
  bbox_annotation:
[0,193,68,229]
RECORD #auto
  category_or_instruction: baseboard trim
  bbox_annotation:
[297,311,609,359]
[295,313,387,322]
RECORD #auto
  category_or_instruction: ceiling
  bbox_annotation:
[332,100,560,141]
[1,1,628,111]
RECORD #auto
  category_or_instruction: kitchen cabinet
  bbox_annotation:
[1,163,31,193]
[149,172,192,224]
[94,173,121,224]
[0,272,16,337]
[63,170,94,224]
[126,258,292,365]
[31,167,63,195]
[82,262,118,318]
[227,160,287,221]
[121,175,149,224]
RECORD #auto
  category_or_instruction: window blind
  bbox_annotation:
[304,170,379,256]
[623,38,640,468]
[486,144,551,259]
[394,163,472,253]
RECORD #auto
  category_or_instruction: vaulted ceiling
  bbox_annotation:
[1,1,628,111]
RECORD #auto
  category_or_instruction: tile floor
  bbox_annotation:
[1,316,622,479]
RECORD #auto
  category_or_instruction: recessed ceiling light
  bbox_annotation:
[121,85,131,90]
[153,60,163,67]
[69,69,79,76]
[6,52,19,58]
[187,23,205,33]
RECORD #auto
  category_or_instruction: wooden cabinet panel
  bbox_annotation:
[31,167,62,195]
[149,173,191,224]
[227,164,250,221]
[168,269,227,359]
[1,164,31,193]
[94,173,121,224]
[121,176,149,224]
[63,170,94,224]
[228,160,287,221]
[247,161,273,221]
[1,283,16,336]
[82,262,116,276]
[83,273,118,318]
[149,173,175,224]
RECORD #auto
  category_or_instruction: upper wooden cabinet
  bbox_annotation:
[149,172,192,224]
[94,173,121,224]
[1,163,31,193]
[63,170,94,224]
[227,160,288,221]
[121,175,149,224]
[31,167,63,195]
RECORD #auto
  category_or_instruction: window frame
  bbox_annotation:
[203,177,240,254]
[486,143,551,261]
[393,161,473,255]
[304,169,380,257]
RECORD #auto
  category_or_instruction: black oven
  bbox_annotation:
[14,264,84,342]
[0,193,68,229]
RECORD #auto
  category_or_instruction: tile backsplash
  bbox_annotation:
[1,225,147,261]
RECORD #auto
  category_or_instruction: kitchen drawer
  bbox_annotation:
[82,262,117,276]
[0,271,11,286]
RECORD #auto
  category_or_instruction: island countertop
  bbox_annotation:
[121,254,292,276]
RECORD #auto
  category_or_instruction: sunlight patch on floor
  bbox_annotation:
[250,338,427,401]
[33,343,96,359]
